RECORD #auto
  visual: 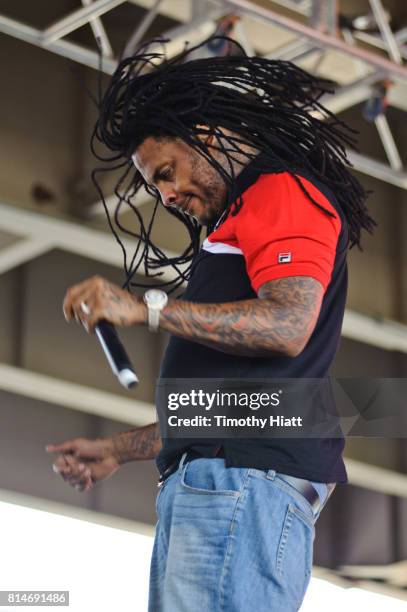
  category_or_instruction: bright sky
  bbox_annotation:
[0,500,405,612]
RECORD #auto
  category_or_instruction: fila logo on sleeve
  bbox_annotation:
[278,252,292,263]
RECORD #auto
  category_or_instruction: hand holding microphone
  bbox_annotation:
[80,302,138,389]
[63,276,148,389]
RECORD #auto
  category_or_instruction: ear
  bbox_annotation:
[195,123,216,146]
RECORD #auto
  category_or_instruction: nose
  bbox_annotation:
[161,188,178,208]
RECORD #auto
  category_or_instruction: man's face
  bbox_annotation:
[132,136,227,226]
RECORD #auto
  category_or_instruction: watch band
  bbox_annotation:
[144,289,168,332]
[147,307,161,332]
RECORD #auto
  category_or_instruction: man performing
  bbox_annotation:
[46,37,375,611]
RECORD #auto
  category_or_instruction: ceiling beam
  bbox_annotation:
[0,201,181,283]
[368,0,402,65]
[0,363,155,426]
[347,151,407,190]
[0,238,54,275]
[342,309,407,353]
[0,14,117,74]
[42,0,127,45]
[345,458,407,499]
[81,0,114,58]
[123,0,163,57]
[89,187,154,216]
[226,0,407,81]
[318,70,387,115]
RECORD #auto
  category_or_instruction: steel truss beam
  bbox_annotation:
[5,4,404,189]
[226,0,407,81]
[368,0,402,65]
[0,363,154,426]
[347,151,407,190]
[81,0,114,58]
[0,13,117,73]
[0,201,181,284]
[42,0,127,45]
[345,458,407,499]
[124,0,163,57]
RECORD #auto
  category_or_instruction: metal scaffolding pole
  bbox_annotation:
[81,0,114,57]
[374,114,403,172]
[265,37,312,60]
[347,151,407,190]
[369,0,402,65]
[355,29,407,62]
[0,14,117,73]
[123,0,163,57]
[319,70,387,114]
[225,0,407,81]
[42,0,127,45]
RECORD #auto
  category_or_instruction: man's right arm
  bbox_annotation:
[112,422,162,464]
[46,422,161,492]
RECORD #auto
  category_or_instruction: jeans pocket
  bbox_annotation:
[274,475,320,524]
[180,458,242,496]
[276,503,314,608]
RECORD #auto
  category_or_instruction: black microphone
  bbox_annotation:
[94,320,139,389]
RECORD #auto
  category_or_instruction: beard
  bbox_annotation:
[188,155,228,226]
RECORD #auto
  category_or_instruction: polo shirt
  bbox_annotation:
[155,157,348,484]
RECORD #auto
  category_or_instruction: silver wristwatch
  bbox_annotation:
[143,289,168,332]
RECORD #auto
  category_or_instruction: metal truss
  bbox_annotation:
[0,200,180,283]
[0,362,154,426]
[0,0,405,191]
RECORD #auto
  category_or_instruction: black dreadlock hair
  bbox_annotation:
[91,36,375,294]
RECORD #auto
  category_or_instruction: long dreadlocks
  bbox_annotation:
[91,36,375,293]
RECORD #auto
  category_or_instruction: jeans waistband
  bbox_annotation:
[157,451,335,515]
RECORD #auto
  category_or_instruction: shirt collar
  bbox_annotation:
[228,152,285,204]
[209,153,283,232]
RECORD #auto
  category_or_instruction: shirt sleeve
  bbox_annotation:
[235,172,342,294]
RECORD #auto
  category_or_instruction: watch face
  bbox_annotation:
[145,289,167,307]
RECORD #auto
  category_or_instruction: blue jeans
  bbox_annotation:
[148,455,333,612]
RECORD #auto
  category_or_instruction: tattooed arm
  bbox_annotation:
[63,275,323,358]
[159,276,324,358]
[46,423,161,492]
[112,422,162,463]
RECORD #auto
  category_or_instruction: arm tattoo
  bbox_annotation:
[160,276,324,358]
[102,281,141,326]
[112,422,162,464]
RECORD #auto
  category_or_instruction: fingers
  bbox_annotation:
[62,278,91,322]
[46,437,105,460]
[64,292,95,329]
[46,440,78,454]
[52,454,93,492]
[63,276,106,324]
[62,275,143,331]
[65,455,93,491]
[64,294,102,334]
[52,454,70,481]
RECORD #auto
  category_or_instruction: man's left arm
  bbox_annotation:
[158,276,323,358]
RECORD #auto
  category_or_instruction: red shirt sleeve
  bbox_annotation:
[235,172,342,293]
